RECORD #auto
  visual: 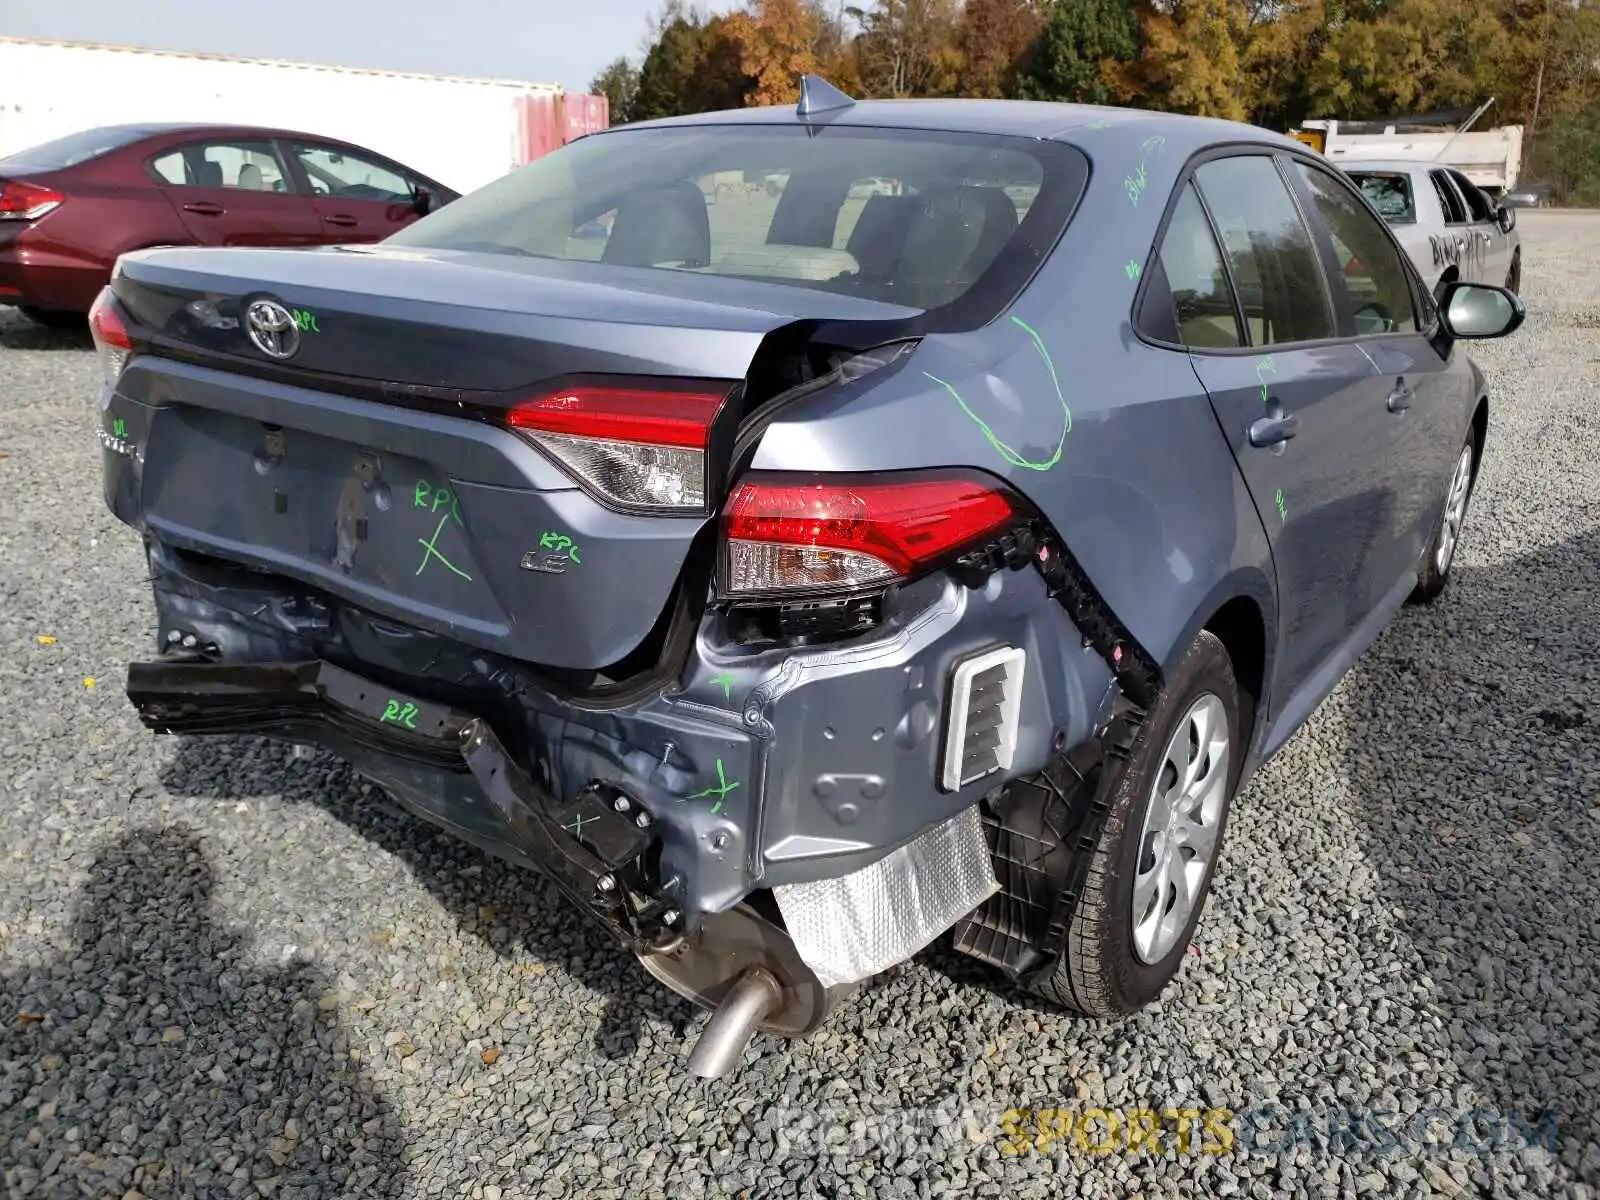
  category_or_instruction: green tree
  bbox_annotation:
[589,56,640,124]
[631,3,751,119]
[1016,0,1140,104]
[632,10,711,120]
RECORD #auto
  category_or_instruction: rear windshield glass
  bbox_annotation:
[0,125,154,171]
[1347,172,1417,224]
[387,123,1087,318]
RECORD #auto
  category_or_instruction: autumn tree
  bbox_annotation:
[723,0,821,107]
[846,0,965,97]
[959,0,1044,98]
[589,57,640,124]
[1110,0,1250,119]
[1015,0,1140,104]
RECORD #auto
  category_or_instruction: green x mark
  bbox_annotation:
[415,514,473,581]
[566,812,594,838]
[686,758,740,815]
[709,673,735,702]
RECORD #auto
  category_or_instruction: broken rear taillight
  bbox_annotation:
[88,287,132,390]
[506,380,736,513]
[721,473,1016,598]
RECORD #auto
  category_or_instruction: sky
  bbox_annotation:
[0,0,727,94]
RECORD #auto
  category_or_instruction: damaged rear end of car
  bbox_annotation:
[98,107,1150,1075]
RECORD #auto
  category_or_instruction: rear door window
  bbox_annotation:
[149,140,293,192]
[1348,172,1416,224]
[387,123,1088,323]
[1192,155,1336,346]
[1293,161,1418,336]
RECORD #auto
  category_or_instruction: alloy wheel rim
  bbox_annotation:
[1436,443,1474,575]
[1131,692,1231,965]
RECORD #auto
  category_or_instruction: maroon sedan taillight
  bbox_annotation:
[0,179,63,221]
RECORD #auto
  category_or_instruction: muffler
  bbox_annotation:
[638,901,854,1079]
[684,967,783,1079]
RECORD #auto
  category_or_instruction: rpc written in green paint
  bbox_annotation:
[290,309,319,333]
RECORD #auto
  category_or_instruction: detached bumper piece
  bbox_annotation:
[125,657,678,953]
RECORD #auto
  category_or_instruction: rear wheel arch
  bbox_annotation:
[1203,594,1266,751]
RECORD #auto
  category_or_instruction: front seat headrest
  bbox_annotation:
[602,180,711,269]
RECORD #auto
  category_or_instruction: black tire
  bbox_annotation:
[1410,431,1478,604]
[18,306,85,330]
[1029,630,1244,1017]
[1505,250,1522,294]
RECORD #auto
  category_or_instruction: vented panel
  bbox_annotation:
[940,646,1025,792]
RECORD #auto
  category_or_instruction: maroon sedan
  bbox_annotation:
[0,122,459,325]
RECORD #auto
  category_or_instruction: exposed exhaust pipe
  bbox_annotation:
[685,967,783,1079]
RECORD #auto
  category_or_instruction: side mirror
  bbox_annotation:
[1439,280,1524,340]
[412,187,432,217]
[1496,204,1516,233]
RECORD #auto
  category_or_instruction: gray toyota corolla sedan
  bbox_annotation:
[93,77,1523,1078]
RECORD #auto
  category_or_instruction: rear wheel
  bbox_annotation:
[1029,631,1243,1016]
[1410,434,1476,604]
[1505,250,1522,294]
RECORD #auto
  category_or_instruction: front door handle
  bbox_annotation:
[1248,408,1300,448]
[182,201,224,215]
[1387,380,1414,413]
[323,214,359,227]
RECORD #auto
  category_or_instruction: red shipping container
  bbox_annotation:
[515,92,562,165]
[563,93,610,143]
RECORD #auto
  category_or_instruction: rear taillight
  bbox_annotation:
[722,474,1016,597]
[88,288,133,388]
[507,381,736,512]
[0,179,63,221]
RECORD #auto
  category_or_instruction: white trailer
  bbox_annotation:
[0,36,564,195]
[1295,101,1524,197]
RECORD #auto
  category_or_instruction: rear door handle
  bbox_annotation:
[1387,381,1414,413]
[1247,409,1300,448]
[323,214,359,227]
[182,201,224,215]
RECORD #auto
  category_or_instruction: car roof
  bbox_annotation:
[106,122,374,145]
[613,98,1303,156]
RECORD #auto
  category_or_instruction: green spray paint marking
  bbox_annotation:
[380,699,419,729]
[709,673,735,702]
[1124,135,1167,207]
[1275,488,1287,521]
[686,759,740,815]
[415,514,473,581]
[538,530,581,563]
[1256,357,1277,404]
[290,308,319,333]
[924,315,1072,473]
[111,417,127,439]
[1125,260,1143,281]
[566,812,594,839]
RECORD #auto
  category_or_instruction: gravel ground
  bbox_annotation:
[1,212,1597,1200]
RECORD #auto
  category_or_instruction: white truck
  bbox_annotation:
[0,36,599,196]
[1293,101,1524,199]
